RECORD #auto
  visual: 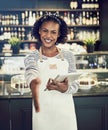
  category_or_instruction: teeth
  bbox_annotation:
[45,39,52,43]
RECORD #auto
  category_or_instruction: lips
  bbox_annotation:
[44,38,52,43]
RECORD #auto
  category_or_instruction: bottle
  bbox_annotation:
[70,28,74,40]
[6,15,9,25]
[91,0,95,9]
[25,11,29,25]
[70,0,78,9]
[92,13,97,25]
[96,30,100,40]
[9,15,13,25]
[21,13,25,25]
[32,12,36,25]
[89,12,93,25]
[67,12,71,25]
[82,11,86,25]
[96,12,99,25]
[79,13,82,25]
[70,0,74,9]
[73,27,77,40]
[95,0,99,9]
[39,11,43,18]
[63,12,68,24]
[86,12,90,25]
[82,0,86,9]
[15,15,19,25]
[73,0,78,9]
[75,12,80,25]
[36,11,39,21]
[67,29,70,41]
[28,11,33,25]
[86,0,90,9]
[71,13,75,25]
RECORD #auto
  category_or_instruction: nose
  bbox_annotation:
[46,31,52,37]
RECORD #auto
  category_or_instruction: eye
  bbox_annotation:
[51,31,57,35]
[42,29,48,33]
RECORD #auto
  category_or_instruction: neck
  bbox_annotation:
[41,46,59,57]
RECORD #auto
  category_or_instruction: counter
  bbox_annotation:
[0,82,108,130]
[0,81,108,98]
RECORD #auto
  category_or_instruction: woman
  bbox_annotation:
[24,14,78,130]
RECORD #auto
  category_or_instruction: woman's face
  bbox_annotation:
[39,21,60,48]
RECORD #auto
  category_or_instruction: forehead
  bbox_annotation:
[40,21,60,30]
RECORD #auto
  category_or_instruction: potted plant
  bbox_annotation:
[8,37,21,54]
[83,37,97,53]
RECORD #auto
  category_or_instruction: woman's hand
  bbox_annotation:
[30,77,41,113]
[46,78,68,93]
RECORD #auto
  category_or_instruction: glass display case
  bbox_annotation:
[0,54,30,95]
[0,52,108,94]
[75,52,108,71]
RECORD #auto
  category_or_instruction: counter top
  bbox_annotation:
[0,83,108,99]
[74,85,108,97]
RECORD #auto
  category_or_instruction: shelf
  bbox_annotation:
[68,25,100,28]
[0,25,100,28]
[75,51,108,56]
[0,3,101,46]
[77,69,108,73]
[0,8,100,12]
[0,25,33,28]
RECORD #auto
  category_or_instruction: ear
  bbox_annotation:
[58,32,60,38]
[39,28,41,34]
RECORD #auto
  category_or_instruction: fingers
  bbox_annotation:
[30,78,41,113]
[34,84,40,112]
[34,96,40,112]
[46,78,68,92]
[46,78,57,90]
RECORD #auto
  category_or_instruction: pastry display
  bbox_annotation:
[78,73,97,90]
[11,74,30,94]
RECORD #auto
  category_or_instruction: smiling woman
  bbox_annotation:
[24,14,79,130]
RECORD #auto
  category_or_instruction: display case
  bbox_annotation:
[75,52,108,71]
[0,51,107,95]
[0,54,29,95]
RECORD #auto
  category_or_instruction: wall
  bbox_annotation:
[101,0,108,50]
[0,0,70,9]
[0,0,36,8]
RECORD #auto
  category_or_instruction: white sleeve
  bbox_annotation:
[24,53,40,87]
[65,80,79,94]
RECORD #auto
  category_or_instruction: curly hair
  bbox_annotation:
[32,14,68,44]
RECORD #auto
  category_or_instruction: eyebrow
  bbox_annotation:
[41,28,57,32]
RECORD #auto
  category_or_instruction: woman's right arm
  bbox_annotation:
[24,53,41,112]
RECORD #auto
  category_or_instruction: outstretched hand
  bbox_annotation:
[30,78,41,112]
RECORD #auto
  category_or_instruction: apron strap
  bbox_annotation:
[39,47,64,62]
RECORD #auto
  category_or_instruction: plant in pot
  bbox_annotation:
[8,37,21,54]
[83,37,97,53]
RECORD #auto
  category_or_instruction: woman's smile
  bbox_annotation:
[44,38,53,43]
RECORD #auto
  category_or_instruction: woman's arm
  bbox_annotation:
[24,52,41,112]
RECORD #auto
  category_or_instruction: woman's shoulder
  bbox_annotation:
[61,48,74,56]
[25,50,39,60]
